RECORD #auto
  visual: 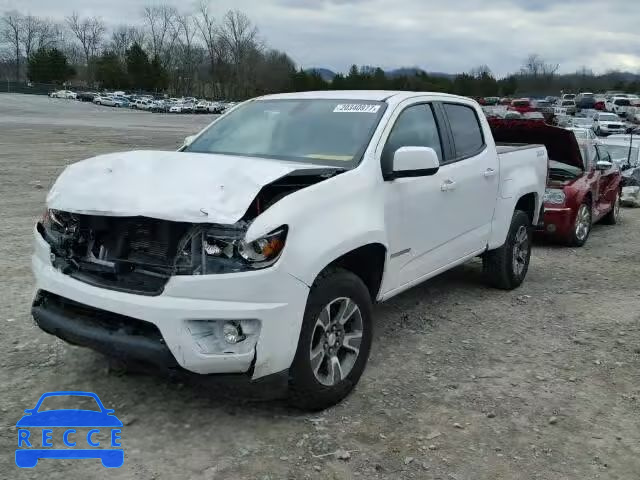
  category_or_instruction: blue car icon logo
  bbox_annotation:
[16,391,123,468]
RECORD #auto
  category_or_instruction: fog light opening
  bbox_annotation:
[223,322,246,344]
[546,223,556,233]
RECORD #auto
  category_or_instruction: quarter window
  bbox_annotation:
[381,104,443,173]
[444,103,485,159]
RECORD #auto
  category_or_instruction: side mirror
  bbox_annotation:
[385,147,440,181]
[596,160,613,170]
[183,135,196,147]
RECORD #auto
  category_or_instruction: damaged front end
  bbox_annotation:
[39,210,287,295]
[38,168,340,295]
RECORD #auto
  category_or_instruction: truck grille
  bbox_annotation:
[44,215,191,295]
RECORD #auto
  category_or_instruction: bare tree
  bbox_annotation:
[521,53,559,78]
[174,13,200,95]
[35,19,60,50]
[195,1,218,92]
[142,5,178,66]
[20,14,41,60]
[1,11,22,81]
[217,10,261,97]
[66,12,105,81]
[469,64,492,79]
[109,25,143,60]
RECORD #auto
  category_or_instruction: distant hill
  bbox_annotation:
[305,66,456,82]
[304,68,336,81]
[386,67,455,79]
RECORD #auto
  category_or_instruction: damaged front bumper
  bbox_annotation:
[32,226,310,379]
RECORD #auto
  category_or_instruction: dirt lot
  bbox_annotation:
[1,93,639,480]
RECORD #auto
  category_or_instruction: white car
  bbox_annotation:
[131,99,152,110]
[593,112,627,136]
[195,101,209,113]
[51,90,77,99]
[570,116,595,129]
[32,91,547,410]
[567,127,600,144]
[169,104,183,113]
[606,97,633,116]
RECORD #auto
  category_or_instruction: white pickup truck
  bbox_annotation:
[32,91,547,410]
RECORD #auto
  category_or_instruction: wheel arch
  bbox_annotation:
[315,243,387,302]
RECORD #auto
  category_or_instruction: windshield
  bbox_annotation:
[599,114,620,121]
[562,101,575,106]
[513,101,529,107]
[600,144,639,167]
[615,99,631,106]
[185,99,386,167]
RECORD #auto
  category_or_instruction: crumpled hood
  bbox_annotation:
[47,150,319,224]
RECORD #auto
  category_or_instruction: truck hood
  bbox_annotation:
[47,150,321,224]
[488,118,584,169]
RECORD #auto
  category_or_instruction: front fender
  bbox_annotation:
[246,170,388,286]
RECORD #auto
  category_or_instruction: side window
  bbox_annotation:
[443,103,485,159]
[381,104,443,172]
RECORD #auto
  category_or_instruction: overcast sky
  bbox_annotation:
[4,0,640,76]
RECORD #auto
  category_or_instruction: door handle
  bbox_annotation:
[483,168,497,178]
[441,179,457,191]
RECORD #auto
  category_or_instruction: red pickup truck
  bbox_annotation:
[490,119,622,246]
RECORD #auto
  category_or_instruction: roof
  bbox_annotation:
[259,90,472,103]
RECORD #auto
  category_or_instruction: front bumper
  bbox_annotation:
[32,226,310,379]
[536,206,575,239]
[599,126,626,135]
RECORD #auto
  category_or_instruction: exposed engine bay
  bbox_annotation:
[39,168,342,295]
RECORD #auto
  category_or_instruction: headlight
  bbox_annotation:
[544,188,566,205]
[176,225,287,275]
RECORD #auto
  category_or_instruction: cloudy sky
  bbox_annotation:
[5,0,640,76]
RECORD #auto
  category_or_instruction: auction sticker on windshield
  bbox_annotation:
[15,391,124,468]
[333,104,381,113]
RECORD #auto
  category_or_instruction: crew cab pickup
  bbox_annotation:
[32,91,547,410]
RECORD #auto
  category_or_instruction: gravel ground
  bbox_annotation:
[1,93,639,480]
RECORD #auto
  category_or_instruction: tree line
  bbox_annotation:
[2,5,640,99]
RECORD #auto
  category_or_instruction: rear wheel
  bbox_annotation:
[601,190,621,225]
[288,268,372,411]
[483,210,532,290]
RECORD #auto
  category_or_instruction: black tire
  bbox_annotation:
[601,190,620,225]
[483,210,532,290]
[288,267,373,411]
[568,201,592,247]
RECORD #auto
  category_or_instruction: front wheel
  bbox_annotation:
[288,268,373,411]
[483,210,532,290]
[568,202,592,247]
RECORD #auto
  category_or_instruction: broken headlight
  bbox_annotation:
[177,225,287,275]
[543,189,566,205]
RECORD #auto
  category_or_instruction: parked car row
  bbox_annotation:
[48,89,237,115]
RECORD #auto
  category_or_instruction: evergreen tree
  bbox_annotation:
[27,48,75,84]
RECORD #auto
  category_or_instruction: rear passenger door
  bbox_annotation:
[437,102,500,256]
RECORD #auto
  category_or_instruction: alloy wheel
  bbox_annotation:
[575,204,591,241]
[309,297,363,386]
[512,225,529,277]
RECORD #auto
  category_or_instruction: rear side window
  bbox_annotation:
[381,104,443,172]
[444,103,485,159]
